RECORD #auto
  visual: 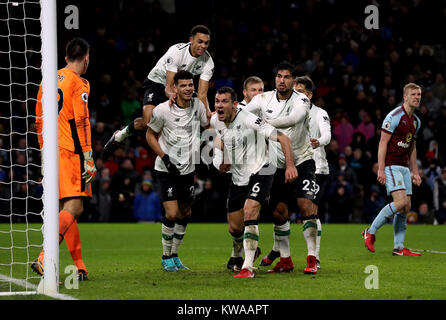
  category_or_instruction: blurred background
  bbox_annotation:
[1,0,446,225]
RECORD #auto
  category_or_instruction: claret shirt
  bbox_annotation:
[381,105,421,167]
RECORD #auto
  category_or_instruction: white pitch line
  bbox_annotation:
[408,248,446,254]
[0,274,77,300]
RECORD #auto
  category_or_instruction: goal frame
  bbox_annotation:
[38,0,59,295]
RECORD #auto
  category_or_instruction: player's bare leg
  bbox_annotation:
[103,104,155,160]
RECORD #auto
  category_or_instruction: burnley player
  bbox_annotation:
[362,83,422,256]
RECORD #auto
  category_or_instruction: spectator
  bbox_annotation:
[423,158,442,190]
[355,111,375,143]
[336,153,359,190]
[91,177,113,222]
[333,113,354,153]
[133,179,162,223]
[432,72,446,103]
[135,148,155,174]
[327,172,353,223]
[120,89,140,126]
[417,201,435,224]
[433,168,446,218]
[363,184,386,223]
[412,169,434,211]
[424,87,442,119]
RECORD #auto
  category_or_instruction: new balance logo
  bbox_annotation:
[167,187,173,197]
[266,110,273,113]
[174,118,180,122]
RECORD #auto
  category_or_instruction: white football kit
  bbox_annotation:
[148,98,209,175]
[147,43,214,85]
[244,90,313,169]
[213,99,248,170]
[210,108,276,186]
[309,104,331,175]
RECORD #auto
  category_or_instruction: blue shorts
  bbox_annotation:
[384,165,412,196]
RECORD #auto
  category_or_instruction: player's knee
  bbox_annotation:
[228,222,243,235]
[273,210,287,224]
[402,200,411,214]
[133,118,146,131]
[165,209,178,221]
[62,200,83,219]
[298,198,313,216]
[394,197,410,213]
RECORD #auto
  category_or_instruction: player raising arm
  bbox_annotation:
[146,70,209,272]
[211,86,297,279]
[362,83,422,256]
[33,38,96,281]
[103,25,214,159]
[245,62,319,275]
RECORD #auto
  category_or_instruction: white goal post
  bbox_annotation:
[0,0,59,296]
[39,0,59,295]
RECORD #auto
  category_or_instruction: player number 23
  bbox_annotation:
[302,179,319,194]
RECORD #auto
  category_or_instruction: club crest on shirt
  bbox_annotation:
[406,132,412,142]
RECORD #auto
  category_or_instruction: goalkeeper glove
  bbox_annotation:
[162,154,181,176]
[82,151,97,184]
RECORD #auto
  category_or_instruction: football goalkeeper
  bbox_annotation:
[33,37,96,281]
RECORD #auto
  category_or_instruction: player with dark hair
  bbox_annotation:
[32,37,96,281]
[245,61,319,274]
[211,86,297,278]
[103,25,214,159]
[261,75,331,270]
[362,83,422,256]
[146,70,209,272]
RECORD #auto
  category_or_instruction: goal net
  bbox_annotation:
[0,0,59,296]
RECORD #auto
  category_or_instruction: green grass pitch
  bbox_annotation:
[1,223,445,300]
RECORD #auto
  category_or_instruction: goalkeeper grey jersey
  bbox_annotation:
[148,98,209,175]
[309,104,331,175]
[244,90,313,169]
[147,43,214,85]
[210,108,275,186]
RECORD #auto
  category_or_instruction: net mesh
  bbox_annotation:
[0,0,44,294]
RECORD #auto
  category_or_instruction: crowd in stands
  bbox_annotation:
[2,0,446,224]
